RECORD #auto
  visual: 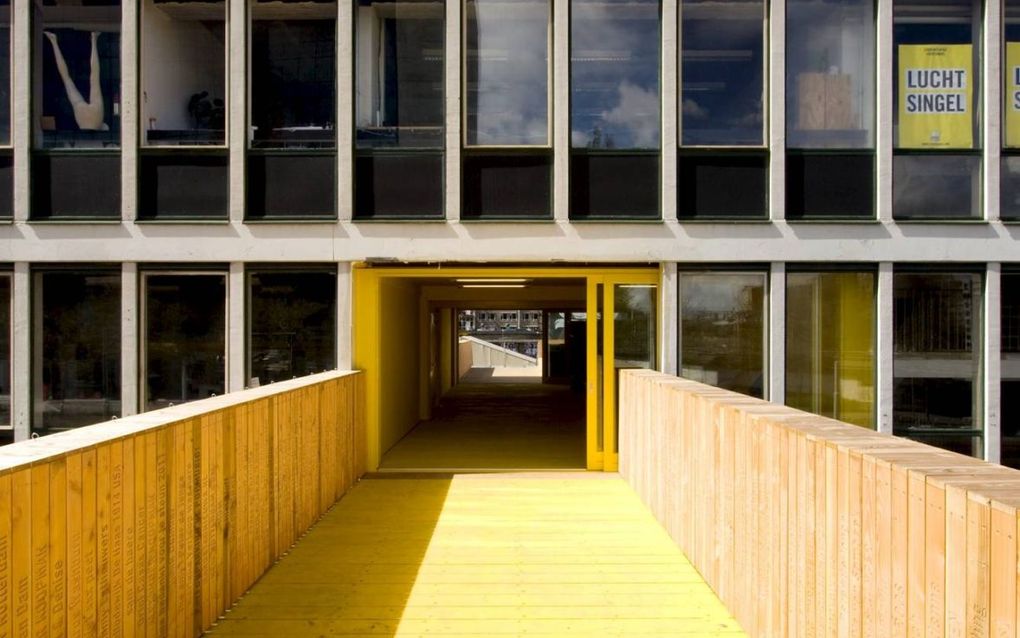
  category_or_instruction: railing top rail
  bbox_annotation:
[0,369,362,474]
[621,368,1020,510]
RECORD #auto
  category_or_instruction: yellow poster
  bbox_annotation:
[898,44,973,149]
[1006,42,1020,147]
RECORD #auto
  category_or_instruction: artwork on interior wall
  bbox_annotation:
[40,27,120,144]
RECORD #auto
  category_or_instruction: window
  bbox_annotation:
[786,269,876,428]
[141,0,226,146]
[33,0,122,149]
[893,0,981,219]
[785,0,875,219]
[1002,0,1020,218]
[0,0,10,146]
[248,269,336,385]
[32,270,121,436]
[679,271,766,398]
[569,0,660,219]
[354,0,444,218]
[0,273,9,429]
[1002,272,1020,468]
[893,269,982,457]
[143,272,226,411]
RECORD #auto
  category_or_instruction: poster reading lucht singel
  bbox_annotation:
[898,44,973,149]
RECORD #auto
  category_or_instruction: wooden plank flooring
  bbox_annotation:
[204,474,744,637]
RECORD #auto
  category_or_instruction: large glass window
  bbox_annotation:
[141,0,226,146]
[786,269,875,428]
[0,0,10,146]
[1002,0,1020,218]
[1002,272,1020,469]
[679,271,766,398]
[248,269,336,385]
[893,269,982,457]
[32,270,121,436]
[465,0,550,146]
[680,0,764,146]
[33,0,122,149]
[143,273,226,411]
[893,0,981,219]
[0,274,9,429]
[250,0,337,149]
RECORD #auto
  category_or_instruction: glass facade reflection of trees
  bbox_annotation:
[465,0,549,146]
[142,0,226,145]
[33,0,122,148]
[570,0,659,150]
[680,0,764,146]
[249,270,336,385]
[144,274,226,411]
[679,272,765,398]
[786,271,875,428]
[250,0,337,148]
[786,0,874,149]
[32,271,121,435]
[893,270,983,457]
[355,0,444,149]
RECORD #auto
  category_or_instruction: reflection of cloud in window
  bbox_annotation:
[602,82,660,148]
[682,98,708,119]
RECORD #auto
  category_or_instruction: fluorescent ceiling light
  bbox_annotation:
[461,284,527,289]
[455,278,530,283]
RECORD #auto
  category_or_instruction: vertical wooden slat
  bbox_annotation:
[64,455,81,638]
[947,484,968,635]
[30,463,49,638]
[109,441,124,638]
[989,501,1017,638]
[122,439,136,638]
[96,446,111,638]
[13,469,31,638]
[924,481,945,638]
[132,436,147,638]
[967,494,991,638]
[48,459,66,638]
[0,473,13,638]
[81,451,97,638]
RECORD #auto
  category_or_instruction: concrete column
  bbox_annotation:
[12,264,29,441]
[768,262,785,403]
[121,0,139,222]
[228,262,245,392]
[120,262,139,417]
[876,0,894,222]
[228,0,247,222]
[876,262,894,434]
[660,262,678,375]
[444,0,462,221]
[552,0,569,221]
[337,262,352,370]
[767,0,785,221]
[984,0,1001,222]
[984,263,1001,462]
[338,0,355,221]
[661,0,678,222]
[12,0,30,222]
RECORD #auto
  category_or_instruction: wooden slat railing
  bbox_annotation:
[0,370,364,638]
[619,369,1020,638]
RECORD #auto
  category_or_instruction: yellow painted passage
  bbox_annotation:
[205,474,744,637]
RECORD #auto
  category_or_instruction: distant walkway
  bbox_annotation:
[204,474,745,637]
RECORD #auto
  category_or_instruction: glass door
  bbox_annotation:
[586,273,659,470]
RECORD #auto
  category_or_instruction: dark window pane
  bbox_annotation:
[34,271,121,435]
[570,0,660,150]
[0,0,9,146]
[681,0,764,146]
[0,150,12,218]
[786,0,875,149]
[1003,273,1020,468]
[251,4,336,149]
[569,152,659,219]
[354,151,443,219]
[892,153,980,219]
[0,275,9,428]
[679,272,766,398]
[249,270,336,384]
[786,152,874,219]
[678,152,767,218]
[144,273,225,411]
[34,0,122,149]
[141,0,226,146]
[462,151,551,218]
[355,0,444,149]
[246,152,336,219]
[31,152,121,219]
[893,270,982,458]
[465,0,549,145]
[138,151,228,220]
[1001,155,1020,219]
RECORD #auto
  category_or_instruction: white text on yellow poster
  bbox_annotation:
[1005,42,1020,147]
[898,44,973,148]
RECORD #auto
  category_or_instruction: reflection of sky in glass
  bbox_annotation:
[465,0,549,145]
[681,274,763,314]
[570,0,660,149]
[681,0,763,146]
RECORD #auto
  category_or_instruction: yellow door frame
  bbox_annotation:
[353,264,661,471]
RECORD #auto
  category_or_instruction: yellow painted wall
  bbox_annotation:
[377,278,423,458]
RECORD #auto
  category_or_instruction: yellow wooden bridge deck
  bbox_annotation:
[204,473,745,637]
